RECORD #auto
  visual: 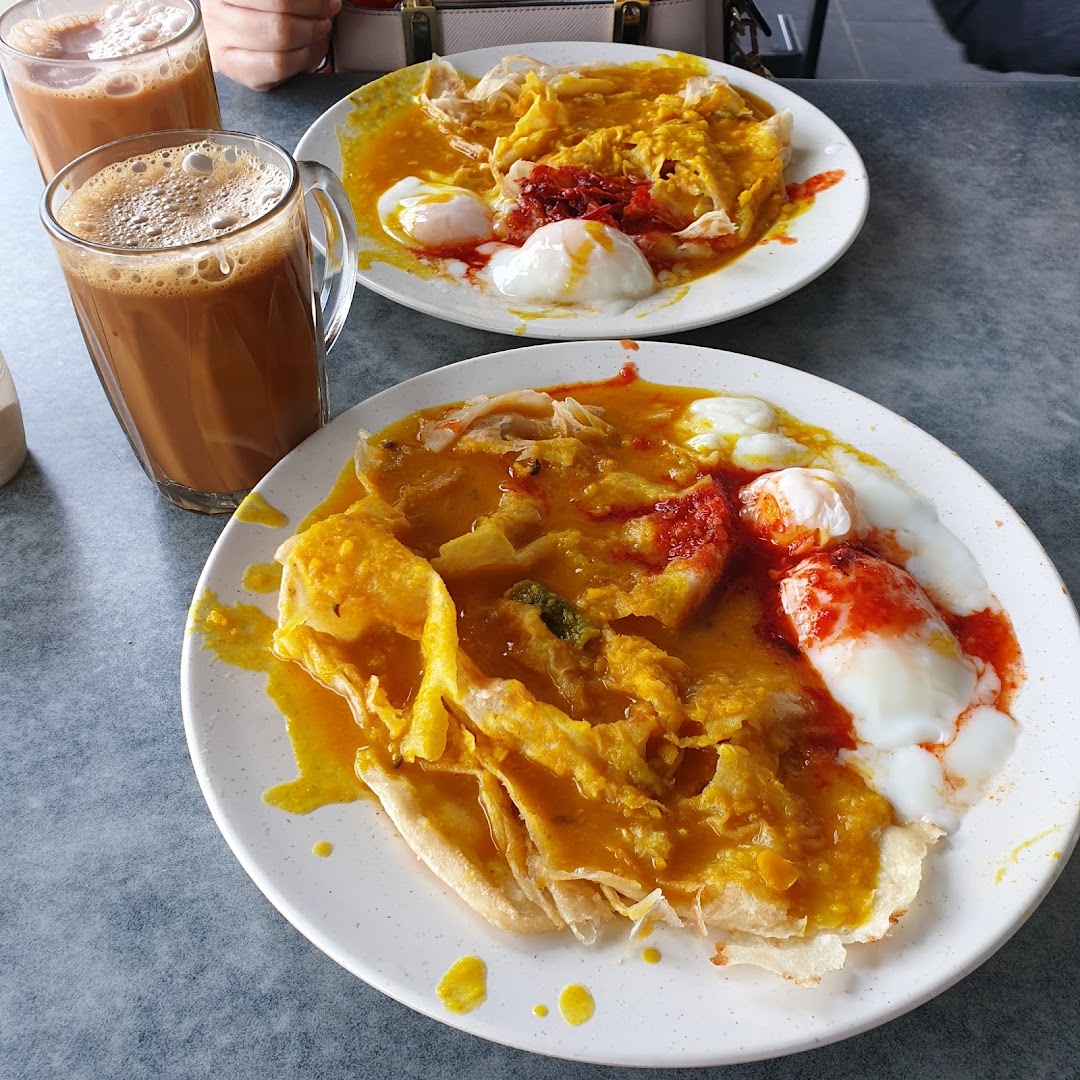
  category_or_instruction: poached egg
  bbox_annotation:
[377,177,494,250]
[486,219,656,304]
[738,467,868,554]
[680,395,812,470]
[781,545,1015,832]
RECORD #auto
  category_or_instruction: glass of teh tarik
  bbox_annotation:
[0,0,220,181]
[42,129,359,513]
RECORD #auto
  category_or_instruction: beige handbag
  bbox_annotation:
[330,0,768,74]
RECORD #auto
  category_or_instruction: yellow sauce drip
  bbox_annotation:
[235,492,289,528]
[313,840,333,857]
[186,589,368,813]
[994,825,1063,883]
[298,459,367,532]
[436,956,487,1014]
[557,984,595,1027]
[637,284,691,314]
[510,307,576,323]
[641,947,661,964]
[188,455,377,815]
[533,1004,549,1018]
[242,561,283,594]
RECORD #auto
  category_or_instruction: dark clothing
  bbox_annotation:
[933,0,1080,75]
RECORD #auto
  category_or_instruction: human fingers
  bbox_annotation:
[203,2,333,55]
[211,39,330,91]
[212,0,340,20]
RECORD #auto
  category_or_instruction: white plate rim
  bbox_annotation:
[294,42,870,340]
[181,339,1080,1067]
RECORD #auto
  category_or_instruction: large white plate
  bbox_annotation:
[181,340,1080,1067]
[294,42,869,339]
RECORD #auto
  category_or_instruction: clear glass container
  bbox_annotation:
[0,349,27,486]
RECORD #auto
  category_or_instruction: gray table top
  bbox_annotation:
[2,72,1079,1080]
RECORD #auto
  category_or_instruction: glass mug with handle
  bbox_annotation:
[0,0,220,181]
[42,128,359,514]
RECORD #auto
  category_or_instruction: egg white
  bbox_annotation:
[680,395,813,467]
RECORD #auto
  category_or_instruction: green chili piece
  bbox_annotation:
[507,580,599,648]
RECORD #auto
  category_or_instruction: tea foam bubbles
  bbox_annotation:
[7,0,193,61]
[57,139,290,251]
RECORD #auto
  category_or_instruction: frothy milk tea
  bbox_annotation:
[1,0,219,179]
[53,141,325,499]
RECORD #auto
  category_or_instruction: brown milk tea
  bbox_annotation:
[1,0,219,180]
[52,141,325,500]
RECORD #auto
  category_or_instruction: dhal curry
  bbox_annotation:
[206,369,1022,984]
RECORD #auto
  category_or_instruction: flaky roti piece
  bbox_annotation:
[273,481,921,975]
[274,496,458,763]
[415,53,791,245]
[713,932,848,986]
[264,380,993,988]
[355,748,558,934]
[711,823,936,985]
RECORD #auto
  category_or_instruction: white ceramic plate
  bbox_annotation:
[294,42,868,339]
[180,340,1080,1067]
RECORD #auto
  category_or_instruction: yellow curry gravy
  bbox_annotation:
[366,372,890,931]
[191,372,893,935]
[189,591,368,814]
[339,58,802,282]
[558,984,596,1027]
[436,955,488,1014]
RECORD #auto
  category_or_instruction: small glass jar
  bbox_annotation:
[0,349,27,487]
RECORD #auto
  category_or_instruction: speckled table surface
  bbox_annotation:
[1,72,1079,1079]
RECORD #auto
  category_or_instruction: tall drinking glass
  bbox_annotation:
[42,129,359,514]
[1,0,220,181]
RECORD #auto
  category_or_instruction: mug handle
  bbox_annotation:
[297,160,359,354]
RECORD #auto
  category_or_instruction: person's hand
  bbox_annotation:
[202,0,342,91]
